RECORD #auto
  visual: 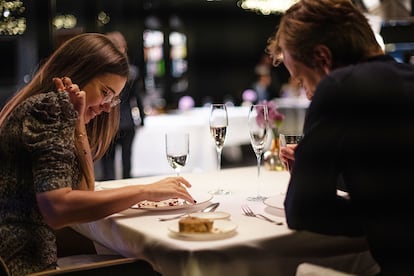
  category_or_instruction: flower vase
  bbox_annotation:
[263,135,285,171]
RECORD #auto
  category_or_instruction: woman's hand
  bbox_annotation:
[53,77,86,121]
[143,176,195,204]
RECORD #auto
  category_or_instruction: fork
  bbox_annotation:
[158,213,188,222]
[241,205,283,225]
[158,202,220,222]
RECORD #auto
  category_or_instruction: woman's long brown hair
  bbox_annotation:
[0,33,129,188]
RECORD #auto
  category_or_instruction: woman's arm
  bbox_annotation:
[37,176,194,229]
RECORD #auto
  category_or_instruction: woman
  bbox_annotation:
[0,33,194,275]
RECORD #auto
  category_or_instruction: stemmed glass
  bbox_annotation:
[247,104,268,201]
[165,132,189,176]
[209,103,230,195]
[279,133,303,173]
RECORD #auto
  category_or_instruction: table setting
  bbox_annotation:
[79,102,380,275]
[75,166,379,276]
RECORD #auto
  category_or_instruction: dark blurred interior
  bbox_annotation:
[0,0,413,112]
[0,0,291,111]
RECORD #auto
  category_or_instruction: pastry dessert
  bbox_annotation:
[178,216,213,233]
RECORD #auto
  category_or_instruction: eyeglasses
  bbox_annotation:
[98,80,121,108]
[102,92,121,108]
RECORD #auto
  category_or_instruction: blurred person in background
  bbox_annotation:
[242,55,282,106]
[353,0,411,20]
[0,33,194,275]
[267,0,414,275]
[101,31,145,180]
[279,76,306,98]
[250,54,281,103]
[251,64,273,103]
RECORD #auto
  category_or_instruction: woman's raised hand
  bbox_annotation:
[53,77,86,120]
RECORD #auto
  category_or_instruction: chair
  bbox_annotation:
[0,256,11,276]
[27,257,161,276]
[295,262,355,276]
[55,227,97,257]
[24,227,160,275]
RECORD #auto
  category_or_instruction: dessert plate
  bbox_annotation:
[168,220,237,240]
[131,192,213,211]
[187,211,230,220]
[263,194,285,209]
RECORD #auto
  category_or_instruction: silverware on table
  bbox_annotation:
[241,204,283,225]
[158,202,220,221]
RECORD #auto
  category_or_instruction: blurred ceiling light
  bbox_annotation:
[238,0,298,15]
[0,0,26,35]
[97,11,110,26]
[52,14,77,29]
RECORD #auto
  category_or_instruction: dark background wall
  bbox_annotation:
[0,0,289,109]
[2,0,413,109]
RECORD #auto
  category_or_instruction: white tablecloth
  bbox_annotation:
[73,167,379,276]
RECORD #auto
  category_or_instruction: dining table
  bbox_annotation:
[72,166,379,276]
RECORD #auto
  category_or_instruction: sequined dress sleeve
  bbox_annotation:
[0,91,82,275]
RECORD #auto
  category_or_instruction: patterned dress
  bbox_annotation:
[0,91,82,275]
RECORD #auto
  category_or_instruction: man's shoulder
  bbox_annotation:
[331,55,404,79]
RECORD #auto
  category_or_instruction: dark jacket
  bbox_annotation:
[285,55,414,275]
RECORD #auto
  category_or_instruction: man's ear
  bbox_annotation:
[313,44,332,74]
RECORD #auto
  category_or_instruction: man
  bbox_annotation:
[266,0,414,275]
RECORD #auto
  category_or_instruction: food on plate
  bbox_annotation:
[136,198,181,208]
[178,216,213,233]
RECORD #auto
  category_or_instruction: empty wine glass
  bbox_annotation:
[209,103,230,195]
[247,104,268,201]
[165,132,189,176]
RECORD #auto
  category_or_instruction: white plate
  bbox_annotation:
[168,220,237,240]
[97,182,213,211]
[263,194,285,209]
[131,192,213,211]
[187,211,230,220]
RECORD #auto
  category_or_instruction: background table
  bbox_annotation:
[128,99,309,177]
[74,167,379,276]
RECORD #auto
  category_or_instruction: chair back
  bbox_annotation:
[26,258,158,276]
[0,256,11,276]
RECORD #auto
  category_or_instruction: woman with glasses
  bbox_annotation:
[0,33,194,275]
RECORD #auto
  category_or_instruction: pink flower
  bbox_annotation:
[260,100,285,130]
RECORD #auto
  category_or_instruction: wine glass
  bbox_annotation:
[279,133,303,173]
[165,132,189,176]
[209,103,230,195]
[247,104,268,201]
